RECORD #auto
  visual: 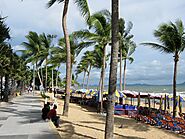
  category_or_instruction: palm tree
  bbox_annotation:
[50,34,81,88]
[118,18,136,91]
[58,34,81,71]
[0,16,11,101]
[80,51,96,89]
[75,58,88,88]
[47,0,90,116]
[74,10,111,112]
[141,19,185,118]
[21,32,43,89]
[105,0,119,138]
[38,33,56,92]
[0,16,10,44]
[122,40,136,90]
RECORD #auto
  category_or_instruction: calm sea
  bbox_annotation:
[125,85,185,94]
[89,84,185,94]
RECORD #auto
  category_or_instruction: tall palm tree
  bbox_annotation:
[142,19,185,118]
[74,10,111,112]
[118,18,136,91]
[80,51,96,89]
[105,0,119,138]
[50,34,81,88]
[122,40,136,90]
[38,33,55,92]
[21,32,43,89]
[75,58,88,88]
[47,0,90,116]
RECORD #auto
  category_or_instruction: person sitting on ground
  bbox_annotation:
[47,104,60,128]
[42,103,50,120]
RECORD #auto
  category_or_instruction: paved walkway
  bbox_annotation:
[0,93,61,139]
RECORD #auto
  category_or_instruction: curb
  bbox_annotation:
[48,119,63,139]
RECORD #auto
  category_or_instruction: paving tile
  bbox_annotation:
[28,134,61,139]
[0,135,28,139]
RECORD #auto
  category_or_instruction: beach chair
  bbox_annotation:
[174,117,185,125]
[167,122,181,132]
[160,120,168,128]
[146,116,156,125]
[178,124,185,133]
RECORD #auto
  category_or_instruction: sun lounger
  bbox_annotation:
[167,122,181,132]
[178,124,185,133]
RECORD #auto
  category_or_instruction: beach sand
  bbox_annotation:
[45,93,185,139]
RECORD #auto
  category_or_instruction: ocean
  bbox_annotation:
[125,84,185,94]
[88,84,185,95]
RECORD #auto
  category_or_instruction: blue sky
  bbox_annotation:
[0,0,185,85]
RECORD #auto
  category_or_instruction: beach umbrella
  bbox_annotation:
[167,95,170,109]
[137,92,140,107]
[148,94,151,108]
[115,90,121,98]
[179,95,182,114]
[164,94,167,111]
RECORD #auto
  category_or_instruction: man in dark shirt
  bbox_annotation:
[42,104,50,120]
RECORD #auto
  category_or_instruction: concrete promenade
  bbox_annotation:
[0,92,61,139]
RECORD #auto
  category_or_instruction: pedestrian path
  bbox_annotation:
[0,93,61,139]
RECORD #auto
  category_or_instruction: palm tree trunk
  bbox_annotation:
[172,53,179,118]
[0,76,3,100]
[120,47,122,91]
[105,0,119,138]
[52,67,54,93]
[62,0,71,117]
[56,65,60,88]
[33,64,36,93]
[82,71,86,89]
[98,75,102,113]
[35,62,43,87]
[37,70,43,86]
[41,66,43,83]
[4,74,9,102]
[98,76,102,91]
[100,45,106,113]
[123,59,127,90]
[45,57,48,92]
[86,64,92,90]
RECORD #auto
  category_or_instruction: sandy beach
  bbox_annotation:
[44,93,185,139]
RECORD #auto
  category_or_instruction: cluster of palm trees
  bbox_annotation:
[20,32,58,91]
[0,16,32,102]
[45,0,131,138]
[19,0,185,138]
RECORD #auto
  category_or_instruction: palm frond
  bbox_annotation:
[124,21,133,37]
[128,42,136,56]
[47,0,64,8]
[77,41,95,55]
[141,42,173,53]
[74,0,90,21]
[128,57,134,64]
